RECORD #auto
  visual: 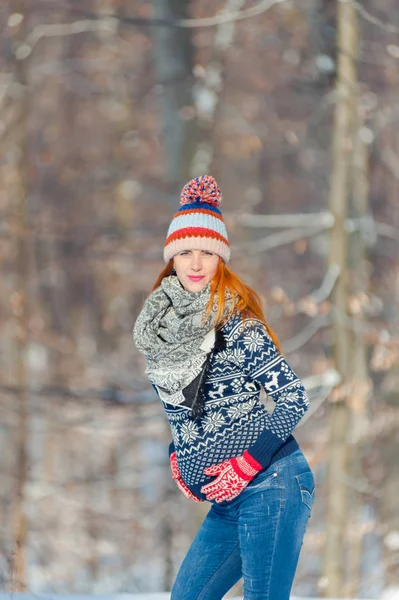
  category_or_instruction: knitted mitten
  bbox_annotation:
[201,450,263,502]
[170,452,203,503]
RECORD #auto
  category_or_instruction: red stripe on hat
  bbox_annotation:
[171,208,224,221]
[165,227,229,247]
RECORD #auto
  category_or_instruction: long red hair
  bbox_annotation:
[152,259,282,352]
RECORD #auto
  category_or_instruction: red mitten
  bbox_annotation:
[170,451,181,481]
[170,452,204,503]
[201,450,263,503]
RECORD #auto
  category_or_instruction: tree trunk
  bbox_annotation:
[322,0,359,595]
[152,0,197,195]
[188,0,246,178]
[346,114,372,597]
[10,0,30,591]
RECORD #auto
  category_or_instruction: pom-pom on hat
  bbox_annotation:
[164,175,230,263]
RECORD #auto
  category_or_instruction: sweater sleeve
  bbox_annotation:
[168,440,175,457]
[235,319,309,468]
[152,383,176,458]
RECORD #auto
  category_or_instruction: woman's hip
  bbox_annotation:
[236,448,315,511]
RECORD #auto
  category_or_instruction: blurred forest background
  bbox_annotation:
[0,0,398,597]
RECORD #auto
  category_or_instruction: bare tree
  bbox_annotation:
[322,0,359,595]
[152,0,197,194]
[8,0,30,590]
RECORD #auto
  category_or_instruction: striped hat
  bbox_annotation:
[164,175,230,263]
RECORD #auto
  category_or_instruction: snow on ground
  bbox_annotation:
[0,594,381,600]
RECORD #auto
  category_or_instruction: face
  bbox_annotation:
[173,249,219,293]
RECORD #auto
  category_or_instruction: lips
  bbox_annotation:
[188,276,204,282]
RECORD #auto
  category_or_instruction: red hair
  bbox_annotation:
[152,259,282,352]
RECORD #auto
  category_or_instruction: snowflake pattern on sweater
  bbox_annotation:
[157,315,309,499]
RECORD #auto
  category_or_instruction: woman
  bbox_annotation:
[133,175,315,600]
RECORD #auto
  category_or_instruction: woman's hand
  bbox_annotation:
[201,451,263,503]
[170,452,204,503]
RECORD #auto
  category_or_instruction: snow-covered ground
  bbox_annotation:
[0,594,383,600]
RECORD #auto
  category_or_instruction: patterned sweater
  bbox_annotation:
[155,314,309,500]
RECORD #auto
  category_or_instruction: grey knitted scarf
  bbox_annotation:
[133,275,228,414]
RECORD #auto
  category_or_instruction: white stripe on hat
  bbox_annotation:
[166,212,228,239]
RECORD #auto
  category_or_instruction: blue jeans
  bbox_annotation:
[171,448,315,600]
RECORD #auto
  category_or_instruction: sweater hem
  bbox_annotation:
[188,436,300,501]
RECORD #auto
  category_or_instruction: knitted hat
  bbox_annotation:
[164,175,230,263]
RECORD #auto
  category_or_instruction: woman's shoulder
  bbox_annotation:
[214,314,275,369]
[222,313,272,341]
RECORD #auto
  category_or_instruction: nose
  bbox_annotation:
[191,253,203,272]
